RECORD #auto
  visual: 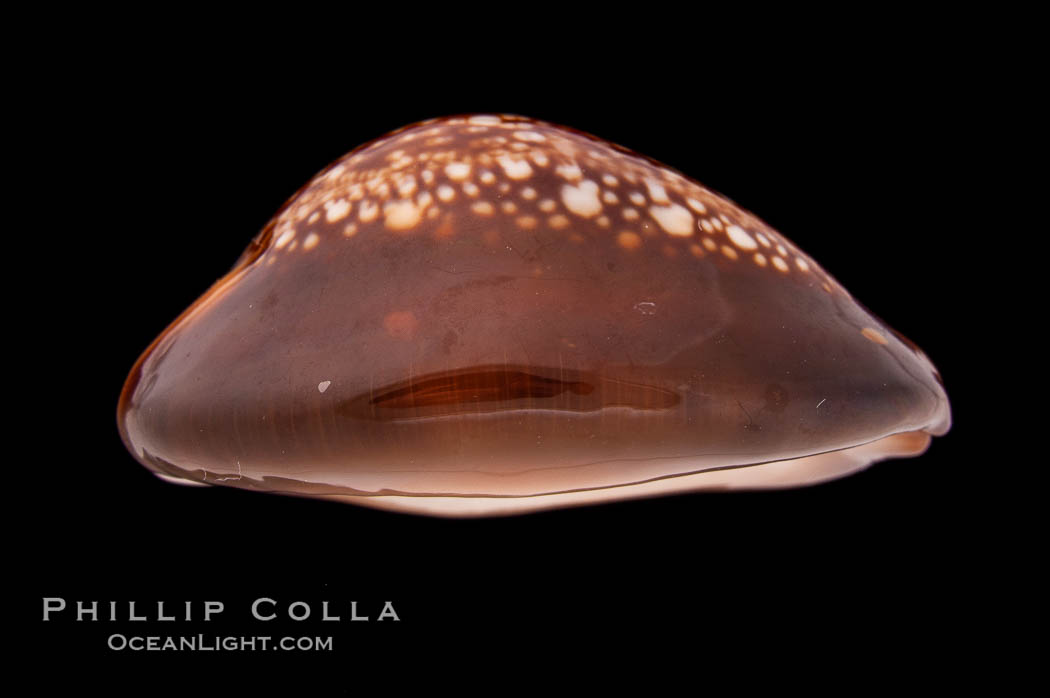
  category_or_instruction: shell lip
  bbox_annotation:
[133,428,937,518]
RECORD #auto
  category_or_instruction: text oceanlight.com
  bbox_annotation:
[107,634,334,652]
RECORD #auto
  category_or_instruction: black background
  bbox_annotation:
[20,30,993,689]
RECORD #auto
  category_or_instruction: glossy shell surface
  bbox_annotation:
[117,114,951,516]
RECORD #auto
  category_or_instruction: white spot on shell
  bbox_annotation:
[302,232,319,250]
[472,201,495,216]
[274,229,295,249]
[397,175,417,198]
[437,184,456,202]
[796,257,810,272]
[318,380,331,394]
[325,199,351,223]
[555,162,583,181]
[445,162,471,181]
[359,200,378,223]
[772,256,789,272]
[686,198,707,214]
[468,115,502,125]
[561,180,602,217]
[644,178,670,204]
[384,199,427,230]
[726,225,758,250]
[649,203,694,236]
[513,130,546,142]
[498,156,533,180]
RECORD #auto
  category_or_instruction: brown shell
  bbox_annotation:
[117,114,951,516]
